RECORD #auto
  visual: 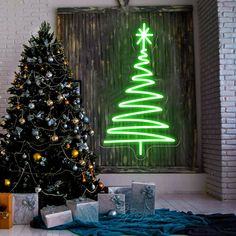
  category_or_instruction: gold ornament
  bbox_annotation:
[79,159,86,166]
[98,181,104,189]
[23,74,27,79]
[64,60,68,65]
[47,99,54,106]
[72,149,79,158]
[33,152,42,161]
[64,100,70,105]
[4,179,11,187]
[0,120,6,126]
[82,173,86,182]
[57,94,64,102]
[19,117,26,125]
[0,149,6,155]
[67,82,72,88]
[65,143,71,149]
[72,118,79,124]
[51,134,59,142]
[16,104,21,110]
[19,85,24,89]
[24,65,28,71]
[89,165,94,170]
[57,49,61,54]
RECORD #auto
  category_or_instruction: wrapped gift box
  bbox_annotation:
[13,193,38,225]
[40,205,73,228]
[0,193,12,229]
[130,182,155,215]
[98,193,125,215]
[66,197,98,223]
[108,186,131,213]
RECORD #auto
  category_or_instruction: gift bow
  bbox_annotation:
[22,196,36,211]
[141,186,154,200]
[111,195,124,210]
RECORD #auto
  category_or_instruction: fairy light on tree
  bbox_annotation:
[104,23,175,156]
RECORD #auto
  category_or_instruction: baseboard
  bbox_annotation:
[98,173,206,194]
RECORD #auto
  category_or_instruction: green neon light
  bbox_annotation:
[104,23,175,156]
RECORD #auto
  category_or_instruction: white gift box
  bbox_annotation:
[108,186,131,213]
[130,182,156,215]
[66,197,98,223]
[40,205,73,228]
[98,193,125,215]
[13,193,38,225]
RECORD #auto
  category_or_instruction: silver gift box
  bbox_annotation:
[66,197,98,223]
[108,186,131,213]
[13,193,38,225]
[130,182,156,215]
[98,193,125,215]
[40,205,73,228]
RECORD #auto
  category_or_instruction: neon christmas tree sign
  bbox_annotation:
[104,23,175,156]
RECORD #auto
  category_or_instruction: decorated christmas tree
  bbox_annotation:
[104,23,175,157]
[0,22,103,205]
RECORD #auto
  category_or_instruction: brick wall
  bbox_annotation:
[198,0,236,200]
[197,0,222,199]
[218,0,236,200]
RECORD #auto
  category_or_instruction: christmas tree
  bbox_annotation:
[104,23,175,157]
[0,22,104,204]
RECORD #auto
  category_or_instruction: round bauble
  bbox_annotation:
[72,118,79,124]
[0,149,6,155]
[19,117,26,125]
[51,134,59,142]
[28,103,35,109]
[33,152,42,161]
[22,153,27,159]
[89,129,95,136]
[79,160,86,166]
[4,179,11,187]
[108,210,117,217]
[73,165,78,171]
[46,71,53,78]
[39,89,44,95]
[64,100,70,105]
[26,79,31,85]
[57,94,64,102]
[98,181,105,189]
[63,124,68,129]
[35,186,42,193]
[35,135,40,140]
[32,129,39,136]
[48,56,54,63]
[16,104,21,110]
[72,149,79,158]
[89,165,94,170]
[65,143,71,149]
[47,99,54,106]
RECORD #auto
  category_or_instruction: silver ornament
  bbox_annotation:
[27,115,34,121]
[26,79,31,85]
[38,57,43,63]
[74,129,78,134]
[22,153,27,159]
[89,130,95,136]
[63,124,68,129]
[32,129,39,136]
[39,89,44,95]
[28,103,35,109]
[108,210,117,217]
[36,80,41,86]
[46,71,53,78]
[79,113,84,119]
[48,56,54,62]
[6,133,11,138]
[73,165,78,171]
[75,88,80,95]
[75,134,81,140]
[75,125,79,130]
[35,135,40,140]
[91,184,95,190]
[57,94,64,102]
[84,117,89,123]
[76,98,80,104]
[35,186,42,193]
[5,114,11,119]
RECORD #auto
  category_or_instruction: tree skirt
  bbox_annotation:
[31,209,236,236]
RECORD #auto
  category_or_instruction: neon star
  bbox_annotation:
[136,23,153,49]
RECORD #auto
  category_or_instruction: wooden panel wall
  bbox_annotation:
[57,6,196,173]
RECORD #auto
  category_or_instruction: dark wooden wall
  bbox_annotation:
[57,6,197,173]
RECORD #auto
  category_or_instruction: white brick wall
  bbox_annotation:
[218,0,236,200]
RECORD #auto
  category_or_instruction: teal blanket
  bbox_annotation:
[35,209,207,236]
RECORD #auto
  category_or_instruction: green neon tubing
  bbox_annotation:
[104,23,175,156]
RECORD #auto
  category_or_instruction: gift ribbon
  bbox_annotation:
[22,196,36,211]
[141,186,154,211]
[111,195,125,210]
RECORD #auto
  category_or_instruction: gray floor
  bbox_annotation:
[1,193,236,236]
